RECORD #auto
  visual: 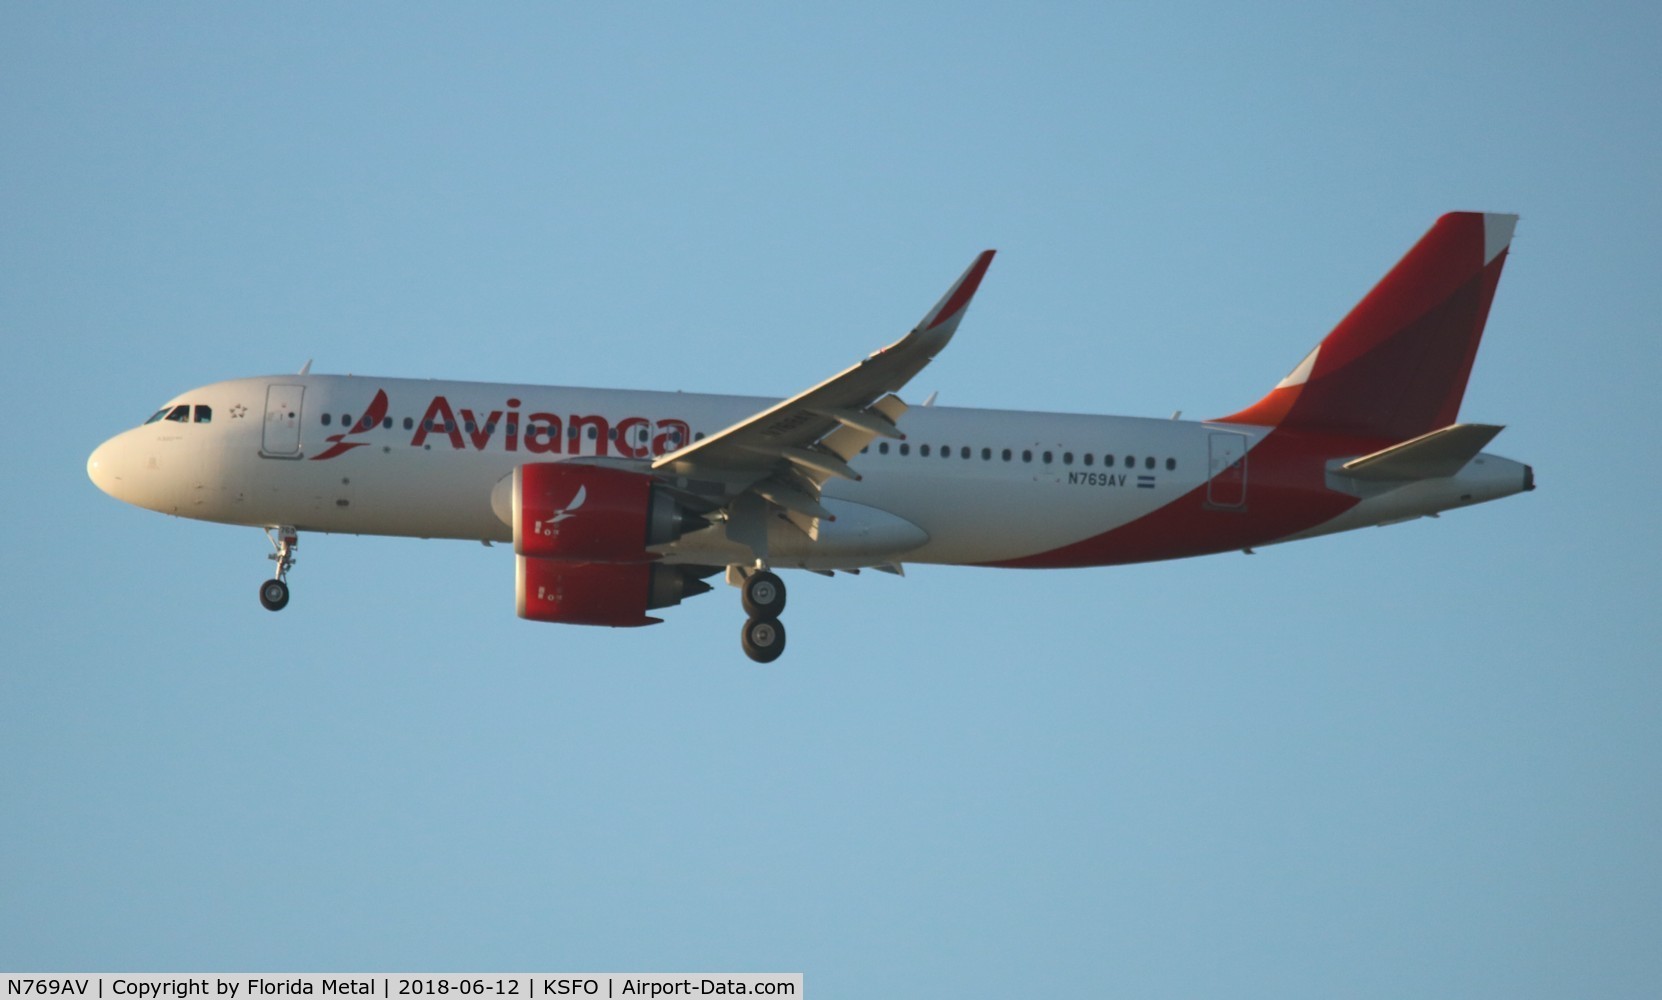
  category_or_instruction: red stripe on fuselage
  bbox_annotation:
[982,427,1380,569]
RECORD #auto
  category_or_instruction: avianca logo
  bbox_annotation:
[311,390,692,461]
[533,486,586,537]
[311,389,390,461]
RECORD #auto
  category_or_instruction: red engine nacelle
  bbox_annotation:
[516,558,713,627]
[511,462,704,561]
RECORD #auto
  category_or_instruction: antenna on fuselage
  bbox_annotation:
[298,359,313,375]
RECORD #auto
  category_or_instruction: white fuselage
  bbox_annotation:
[87,374,1530,570]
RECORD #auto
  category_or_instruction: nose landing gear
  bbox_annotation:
[738,569,787,663]
[260,526,298,611]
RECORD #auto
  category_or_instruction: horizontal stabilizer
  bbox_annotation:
[1340,423,1504,481]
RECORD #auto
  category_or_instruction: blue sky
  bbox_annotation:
[3,3,1658,996]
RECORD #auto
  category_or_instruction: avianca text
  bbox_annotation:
[334,393,693,459]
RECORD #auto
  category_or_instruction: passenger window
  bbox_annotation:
[383,417,393,430]
[1022,450,1032,463]
[900,443,911,456]
[1063,452,1073,465]
[941,445,950,459]
[1124,455,1135,468]
[961,446,970,459]
[879,442,890,454]
[1042,451,1053,464]
[1166,458,1176,471]
[322,413,333,426]
[342,414,352,428]
[921,444,931,457]
[1002,449,1012,461]
[981,447,991,460]
[1084,453,1094,466]
[403,417,414,431]
[1145,456,1156,470]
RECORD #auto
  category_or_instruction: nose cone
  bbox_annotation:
[87,435,129,502]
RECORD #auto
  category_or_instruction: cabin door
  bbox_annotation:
[262,384,305,457]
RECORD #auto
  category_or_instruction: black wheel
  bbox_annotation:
[259,578,290,612]
[741,617,787,663]
[741,571,787,618]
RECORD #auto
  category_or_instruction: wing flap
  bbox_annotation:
[644,252,992,562]
[652,254,991,496]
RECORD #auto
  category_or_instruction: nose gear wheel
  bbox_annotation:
[260,526,298,612]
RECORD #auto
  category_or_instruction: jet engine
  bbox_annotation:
[506,462,706,561]
[516,558,713,627]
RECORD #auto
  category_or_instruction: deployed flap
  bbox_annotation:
[1340,423,1504,481]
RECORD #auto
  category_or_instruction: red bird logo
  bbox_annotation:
[535,486,587,536]
[311,389,390,461]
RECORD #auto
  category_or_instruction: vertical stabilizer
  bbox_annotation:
[1217,212,1516,441]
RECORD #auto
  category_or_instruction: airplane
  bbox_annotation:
[87,212,1533,662]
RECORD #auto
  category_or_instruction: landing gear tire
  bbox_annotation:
[742,571,787,619]
[259,578,290,612]
[741,617,786,663]
[260,526,298,613]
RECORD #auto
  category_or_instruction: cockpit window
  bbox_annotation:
[165,405,190,422]
[144,408,170,424]
[194,405,212,423]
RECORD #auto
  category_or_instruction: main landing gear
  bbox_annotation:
[259,526,298,612]
[739,569,787,663]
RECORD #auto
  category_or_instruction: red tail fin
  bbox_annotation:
[1217,212,1516,441]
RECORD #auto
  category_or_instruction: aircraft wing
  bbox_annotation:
[651,251,995,524]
